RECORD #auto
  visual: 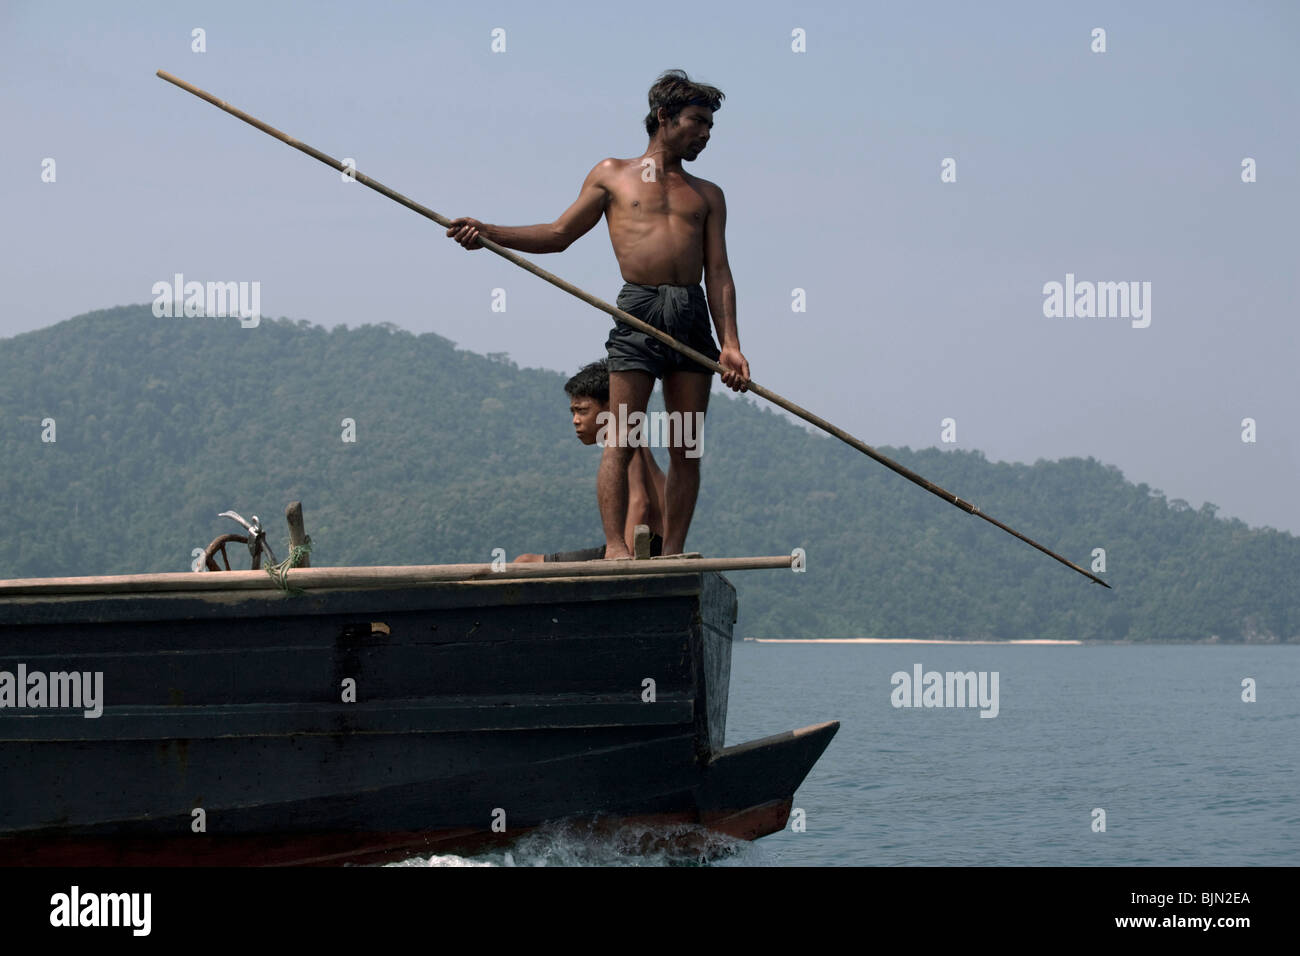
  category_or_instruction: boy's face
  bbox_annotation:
[570,395,609,445]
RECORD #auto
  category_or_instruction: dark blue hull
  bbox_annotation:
[0,567,837,864]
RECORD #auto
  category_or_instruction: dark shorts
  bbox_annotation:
[544,533,664,563]
[606,282,721,378]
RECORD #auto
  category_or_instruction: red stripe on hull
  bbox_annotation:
[0,798,794,867]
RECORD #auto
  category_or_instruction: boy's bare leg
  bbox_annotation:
[597,370,654,559]
[660,370,711,556]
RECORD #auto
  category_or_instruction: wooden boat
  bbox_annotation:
[0,531,837,865]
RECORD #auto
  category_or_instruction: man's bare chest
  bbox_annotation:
[608,170,707,224]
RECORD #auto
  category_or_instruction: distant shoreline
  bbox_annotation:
[747,638,1082,645]
[743,638,1293,646]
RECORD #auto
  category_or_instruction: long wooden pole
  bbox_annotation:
[0,555,793,597]
[156,69,1111,590]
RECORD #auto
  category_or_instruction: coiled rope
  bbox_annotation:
[264,536,312,594]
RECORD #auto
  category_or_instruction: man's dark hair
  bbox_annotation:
[644,69,724,138]
[564,360,610,403]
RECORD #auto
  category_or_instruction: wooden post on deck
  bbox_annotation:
[286,501,310,568]
[633,525,652,560]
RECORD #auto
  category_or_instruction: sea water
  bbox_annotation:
[395,643,1299,866]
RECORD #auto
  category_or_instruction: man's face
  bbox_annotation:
[570,396,608,445]
[668,105,713,161]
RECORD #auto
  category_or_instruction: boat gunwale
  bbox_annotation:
[0,555,791,599]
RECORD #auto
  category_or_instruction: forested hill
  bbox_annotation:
[1,306,1296,642]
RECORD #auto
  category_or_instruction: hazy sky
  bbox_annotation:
[2,0,1296,532]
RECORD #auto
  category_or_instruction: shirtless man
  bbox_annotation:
[447,69,750,559]
[513,360,665,563]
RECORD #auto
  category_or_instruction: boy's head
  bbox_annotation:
[564,360,610,445]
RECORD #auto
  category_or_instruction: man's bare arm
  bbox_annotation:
[446,160,613,253]
[701,182,750,390]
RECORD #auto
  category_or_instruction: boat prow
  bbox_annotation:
[697,720,840,841]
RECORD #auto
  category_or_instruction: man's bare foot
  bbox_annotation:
[604,548,634,560]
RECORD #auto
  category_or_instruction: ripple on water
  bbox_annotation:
[387,818,772,867]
